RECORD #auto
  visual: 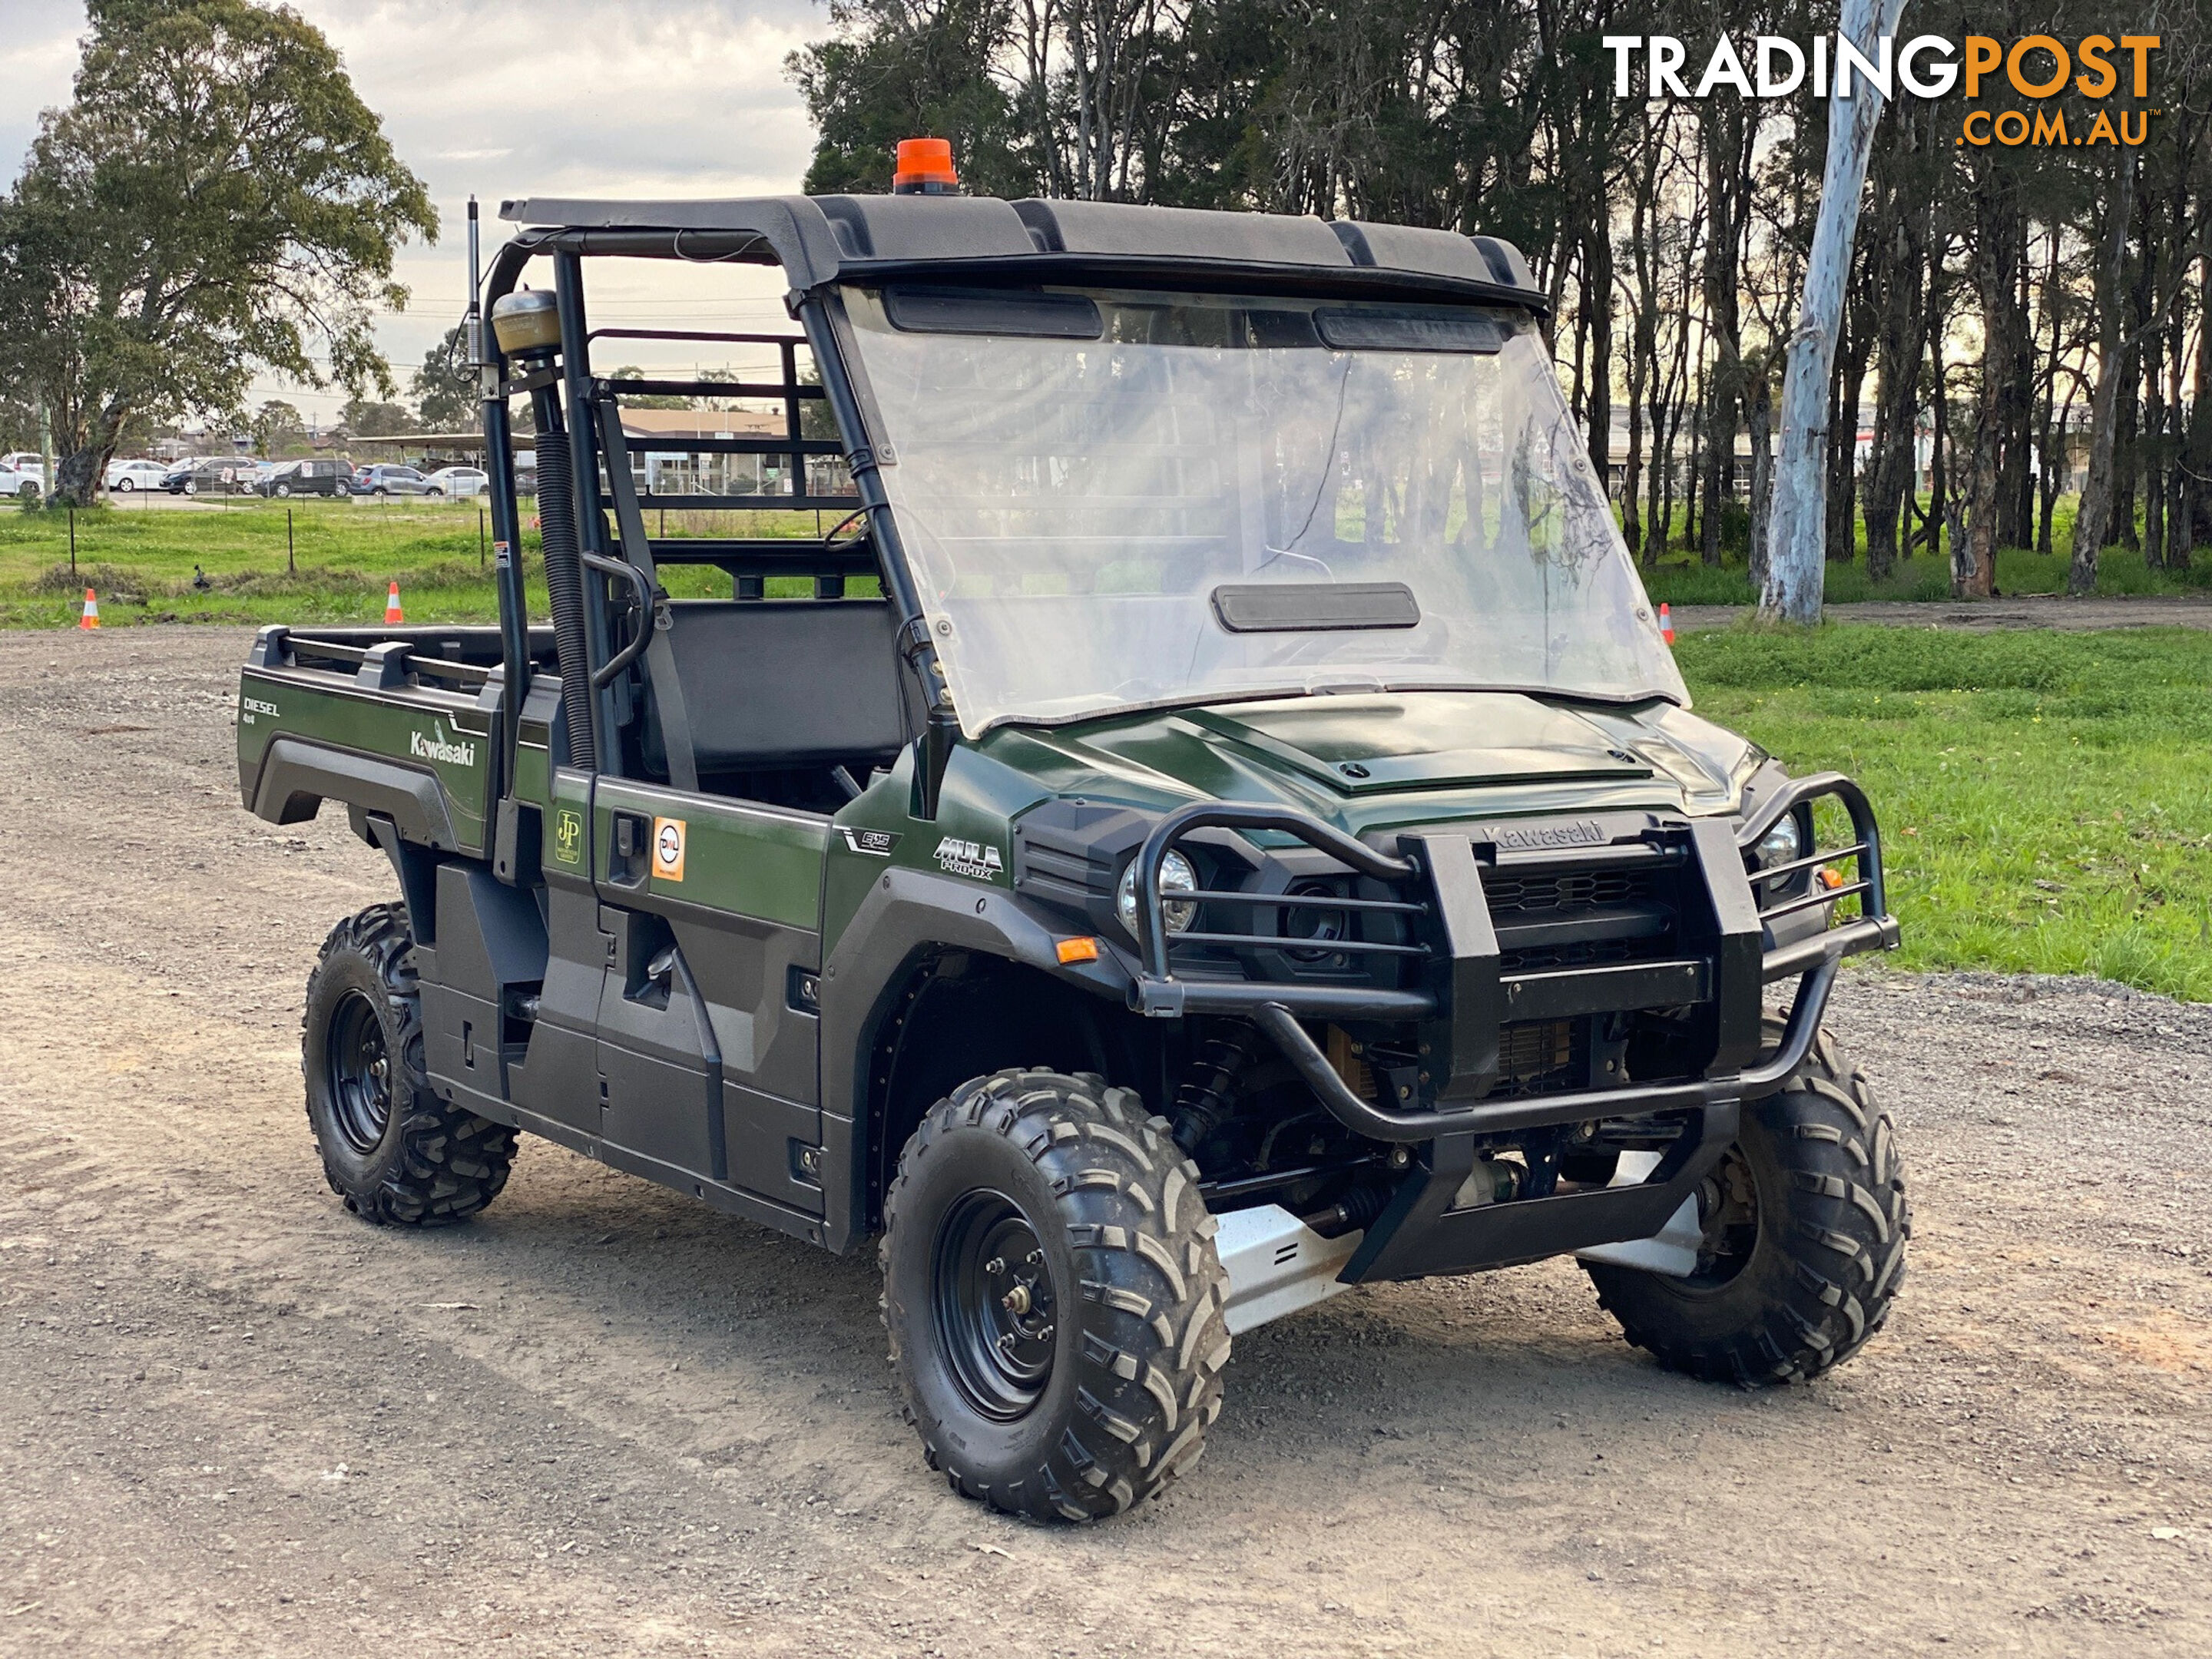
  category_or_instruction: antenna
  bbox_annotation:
[466,195,484,371]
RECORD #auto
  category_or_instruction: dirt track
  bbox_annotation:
[3,628,2209,1658]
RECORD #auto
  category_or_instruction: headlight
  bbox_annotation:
[1117,849,1198,936]
[1753,814,1803,870]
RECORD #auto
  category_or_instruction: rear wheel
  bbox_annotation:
[114,477,134,492]
[303,904,516,1226]
[882,1069,1232,1522]
[1584,1014,1908,1384]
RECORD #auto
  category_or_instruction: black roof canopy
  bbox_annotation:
[498,192,1545,313]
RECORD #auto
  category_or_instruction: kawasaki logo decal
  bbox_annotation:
[1475,818,1604,852]
[932,836,1003,882]
[409,725,477,767]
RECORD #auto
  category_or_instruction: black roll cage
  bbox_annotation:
[475,227,962,826]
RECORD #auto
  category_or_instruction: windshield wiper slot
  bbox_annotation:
[882,286,1103,339]
[1313,306,1506,353]
[1211,581,1420,633]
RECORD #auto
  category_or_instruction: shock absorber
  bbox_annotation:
[1171,1025,1258,1152]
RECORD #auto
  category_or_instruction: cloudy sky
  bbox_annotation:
[0,0,830,426]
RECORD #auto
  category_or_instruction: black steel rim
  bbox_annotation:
[326,988,393,1155]
[932,1189,1058,1422]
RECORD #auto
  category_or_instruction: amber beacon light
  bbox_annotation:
[892,137,959,195]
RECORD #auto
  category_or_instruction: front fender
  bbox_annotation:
[815,865,1132,1251]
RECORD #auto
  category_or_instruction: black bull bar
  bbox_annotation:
[1124,779,1899,1281]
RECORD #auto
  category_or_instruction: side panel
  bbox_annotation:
[237,664,495,855]
[591,777,830,1217]
[418,861,551,1124]
[504,766,607,1137]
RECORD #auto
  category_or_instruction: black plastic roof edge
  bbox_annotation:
[499,193,1548,316]
[833,255,1548,316]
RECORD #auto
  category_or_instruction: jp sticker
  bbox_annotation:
[552,806,584,867]
[654,816,687,882]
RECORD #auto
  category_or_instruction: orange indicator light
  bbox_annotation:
[1055,936,1101,965]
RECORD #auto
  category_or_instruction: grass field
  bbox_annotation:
[0,496,836,628]
[1679,625,2212,1002]
[6,500,2207,998]
[1636,495,2212,606]
[7,492,2212,627]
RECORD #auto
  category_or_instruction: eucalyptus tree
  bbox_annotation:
[0,0,435,507]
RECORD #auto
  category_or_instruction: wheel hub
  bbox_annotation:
[326,988,393,1155]
[1687,1144,1760,1286]
[933,1192,1058,1421]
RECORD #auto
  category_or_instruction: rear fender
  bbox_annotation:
[247,736,462,849]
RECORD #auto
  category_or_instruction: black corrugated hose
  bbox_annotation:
[528,391,594,770]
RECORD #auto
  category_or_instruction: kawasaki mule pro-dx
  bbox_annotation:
[237,161,1906,1522]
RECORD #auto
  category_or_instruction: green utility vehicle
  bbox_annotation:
[239,172,1907,1522]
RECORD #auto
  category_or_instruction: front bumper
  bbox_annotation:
[1122,775,1899,1280]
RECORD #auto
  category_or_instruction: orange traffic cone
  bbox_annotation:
[385,580,403,625]
[1658,602,1674,646]
[78,588,100,631]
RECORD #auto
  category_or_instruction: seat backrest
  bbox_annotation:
[663,598,919,773]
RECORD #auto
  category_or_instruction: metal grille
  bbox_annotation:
[1482,869,1654,915]
[1494,1018,1584,1096]
[1495,937,1641,973]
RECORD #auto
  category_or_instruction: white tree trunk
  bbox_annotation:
[1760,0,1910,624]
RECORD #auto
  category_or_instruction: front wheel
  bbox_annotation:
[1584,1014,1908,1385]
[275,482,291,497]
[882,1069,1232,1522]
[303,904,516,1225]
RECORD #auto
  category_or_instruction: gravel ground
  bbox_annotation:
[2,628,2208,1658]
[1671,594,2212,633]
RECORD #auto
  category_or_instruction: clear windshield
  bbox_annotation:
[844,285,1687,733]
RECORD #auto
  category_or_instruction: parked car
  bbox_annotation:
[0,463,40,501]
[256,458,351,498]
[104,459,170,492]
[0,452,45,485]
[422,465,488,498]
[163,459,253,495]
[352,463,432,497]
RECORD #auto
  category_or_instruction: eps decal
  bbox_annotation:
[838,826,902,857]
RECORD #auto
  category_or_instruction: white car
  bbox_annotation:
[0,463,41,501]
[423,465,489,498]
[104,459,170,492]
[0,452,44,485]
